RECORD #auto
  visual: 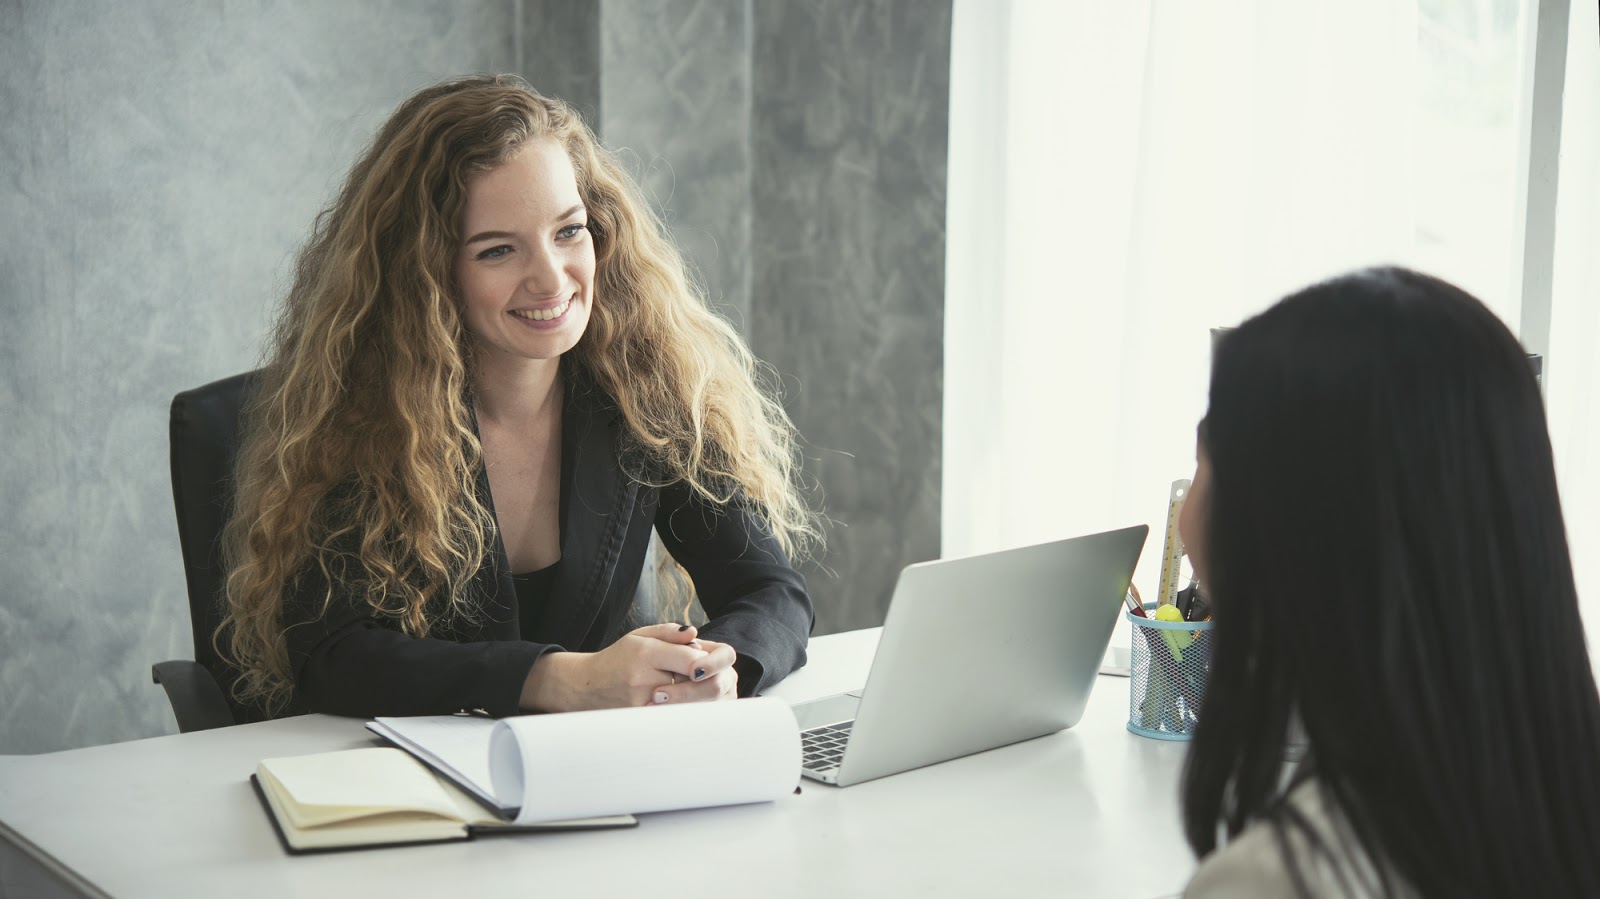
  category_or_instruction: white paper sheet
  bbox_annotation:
[366,715,502,810]
[489,697,800,824]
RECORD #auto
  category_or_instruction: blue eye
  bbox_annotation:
[558,223,588,240]
[475,245,512,261]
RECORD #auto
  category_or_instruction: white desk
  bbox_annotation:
[0,630,1194,898]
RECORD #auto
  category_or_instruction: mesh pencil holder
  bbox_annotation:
[1127,603,1214,741]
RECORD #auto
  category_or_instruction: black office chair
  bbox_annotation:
[152,370,277,731]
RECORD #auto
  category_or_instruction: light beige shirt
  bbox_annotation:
[1184,780,1415,899]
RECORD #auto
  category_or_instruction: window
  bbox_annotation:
[946,0,1598,642]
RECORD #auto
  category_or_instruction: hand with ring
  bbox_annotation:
[651,625,738,706]
[520,622,717,711]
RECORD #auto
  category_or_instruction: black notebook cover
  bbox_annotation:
[250,774,638,856]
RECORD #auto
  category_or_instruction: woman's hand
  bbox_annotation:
[649,633,738,705]
[519,623,732,712]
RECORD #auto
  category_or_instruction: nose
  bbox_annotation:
[521,244,565,297]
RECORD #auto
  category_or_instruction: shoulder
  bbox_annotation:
[1184,811,1304,899]
[1185,781,1402,899]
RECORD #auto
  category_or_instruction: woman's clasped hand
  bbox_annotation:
[522,624,739,712]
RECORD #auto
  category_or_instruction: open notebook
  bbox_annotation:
[253,747,635,854]
[254,697,800,854]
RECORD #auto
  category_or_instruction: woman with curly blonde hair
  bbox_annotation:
[220,74,819,719]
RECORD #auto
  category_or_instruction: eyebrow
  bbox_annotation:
[463,204,587,245]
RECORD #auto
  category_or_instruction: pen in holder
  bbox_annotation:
[1126,601,1213,740]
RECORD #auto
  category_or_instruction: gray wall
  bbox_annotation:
[748,1,950,633]
[0,0,517,754]
[0,0,948,753]
[600,0,951,635]
[601,0,754,328]
[522,0,602,123]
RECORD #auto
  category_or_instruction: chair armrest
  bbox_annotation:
[151,660,236,732]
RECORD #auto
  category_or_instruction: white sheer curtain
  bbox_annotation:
[946,0,1596,641]
[1548,0,1600,648]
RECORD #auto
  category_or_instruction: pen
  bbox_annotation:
[1174,586,1190,621]
[1123,583,1147,618]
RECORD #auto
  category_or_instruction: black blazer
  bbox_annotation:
[282,373,813,718]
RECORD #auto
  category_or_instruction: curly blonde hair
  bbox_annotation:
[221,74,819,714]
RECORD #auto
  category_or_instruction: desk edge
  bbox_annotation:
[0,818,114,899]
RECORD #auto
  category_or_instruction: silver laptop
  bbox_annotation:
[794,525,1148,787]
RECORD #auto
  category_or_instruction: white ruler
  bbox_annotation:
[1155,479,1191,608]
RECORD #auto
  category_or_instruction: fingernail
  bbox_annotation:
[688,640,702,648]
[654,691,669,704]
[694,668,706,681]
[678,624,691,631]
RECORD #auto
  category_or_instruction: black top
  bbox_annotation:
[511,561,560,642]
[280,367,813,719]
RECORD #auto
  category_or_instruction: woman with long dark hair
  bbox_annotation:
[1179,267,1600,897]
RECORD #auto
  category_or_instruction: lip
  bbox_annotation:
[508,293,577,330]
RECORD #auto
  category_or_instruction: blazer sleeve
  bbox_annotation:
[652,480,814,696]
[282,550,552,719]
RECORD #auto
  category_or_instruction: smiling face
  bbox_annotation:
[455,139,595,367]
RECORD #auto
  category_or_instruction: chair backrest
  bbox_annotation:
[169,370,271,724]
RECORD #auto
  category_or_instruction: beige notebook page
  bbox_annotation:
[258,747,462,829]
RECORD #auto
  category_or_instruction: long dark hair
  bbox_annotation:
[1181,267,1600,896]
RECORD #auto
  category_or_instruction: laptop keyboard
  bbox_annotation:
[801,720,854,771]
